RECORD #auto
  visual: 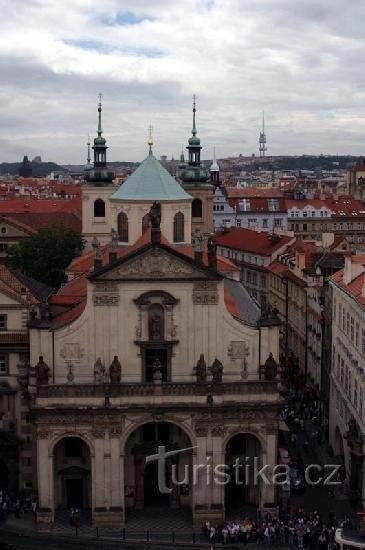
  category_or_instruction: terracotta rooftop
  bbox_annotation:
[0,198,81,214]
[0,212,81,233]
[330,256,365,308]
[225,188,283,199]
[215,228,294,256]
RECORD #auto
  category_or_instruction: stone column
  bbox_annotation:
[211,429,225,523]
[36,433,53,531]
[261,432,277,511]
[109,433,123,526]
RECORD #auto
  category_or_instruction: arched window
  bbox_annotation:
[94,199,105,217]
[192,198,202,218]
[173,212,184,243]
[142,213,150,234]
[148,303,164,341]
[118,212,128,242]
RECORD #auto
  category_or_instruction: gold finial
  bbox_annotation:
[148,124,153,155]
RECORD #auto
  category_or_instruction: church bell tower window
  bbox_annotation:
[173,212,185,243]
[118,212,129,242]
[94,199,105,217]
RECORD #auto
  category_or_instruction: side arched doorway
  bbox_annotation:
[225,433,262,515]
[124,422,192,512]
[53,437,92,509]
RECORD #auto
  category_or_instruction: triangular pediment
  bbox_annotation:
[90,244,221,282]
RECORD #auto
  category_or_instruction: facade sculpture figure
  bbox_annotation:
[152,357,163,384]
[149,311,163,341]
[109,355,122,383]
[149,201,161,229]
[194,354,207,382]
[110,228,118,252]
[264,353,278,380]
[35,356,50,385]
[94,358,105,383]
[207,235,217,269]
[210,358,223,383]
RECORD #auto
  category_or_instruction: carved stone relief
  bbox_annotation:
[60,343,85,363]
[192,281,218,305]
[227,341,249,379]
[93,282,120,306]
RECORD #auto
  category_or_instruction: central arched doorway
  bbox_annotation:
[53,437,92,510]
[124,422,192,512]
[224,433,262,516]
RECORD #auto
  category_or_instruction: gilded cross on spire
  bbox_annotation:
[148,124,154,155]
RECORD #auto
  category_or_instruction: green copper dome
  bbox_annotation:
[110,153,192,201]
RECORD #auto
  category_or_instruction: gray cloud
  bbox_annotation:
[0,0,364,163]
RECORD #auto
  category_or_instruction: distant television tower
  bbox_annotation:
[259,111,267,157]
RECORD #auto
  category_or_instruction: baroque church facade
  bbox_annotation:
[27,99,281,530]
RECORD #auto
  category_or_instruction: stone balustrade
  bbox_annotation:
[36,380,278,399]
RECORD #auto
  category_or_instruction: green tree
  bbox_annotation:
[6,225,84,289]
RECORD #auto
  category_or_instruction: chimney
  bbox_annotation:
[361,275,365,299]
[343,254,352,285]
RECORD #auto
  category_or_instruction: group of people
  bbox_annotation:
[0,490,37,520]
[203,508,348,548]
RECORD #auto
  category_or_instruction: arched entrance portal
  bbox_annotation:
[225,433,262,514]
[53,437,92,509]
[124,422,192,511]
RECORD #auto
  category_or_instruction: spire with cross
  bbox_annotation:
[147,125,153,155]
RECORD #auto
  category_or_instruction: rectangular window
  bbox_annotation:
[0,314,7,330]
[236,219,241,227]
[350,317,354,342]
[262,219,268,228]
[356,322,359,347]
[0,243,8,253]
[362,329,365,356]
[0,354,8,375]
[274,218,282,227]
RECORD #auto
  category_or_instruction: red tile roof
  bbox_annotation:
[225,188,283,199]
[330,256,365,307]
[0,198,81,214]
[215,228,294,256]
[0,212,81,233]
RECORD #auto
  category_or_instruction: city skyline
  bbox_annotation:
[0,0,364,163]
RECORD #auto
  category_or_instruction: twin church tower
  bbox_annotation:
[82,96,220,248]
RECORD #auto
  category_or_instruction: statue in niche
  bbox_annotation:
[149,201,161,229]
[210,358,223,383]
[94,358,105,383]
[35,356,50,385]
[149,305,164,341]
[194,354,207,382]
[109,355,122,383]
[152,357,163,384]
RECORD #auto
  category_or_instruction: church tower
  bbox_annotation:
[210,147,220,187]
[82,94,116,248]
[178,97,214,238]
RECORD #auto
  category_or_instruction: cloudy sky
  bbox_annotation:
[0,0,364,163]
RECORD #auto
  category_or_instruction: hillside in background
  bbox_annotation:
[0,161,69,176]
